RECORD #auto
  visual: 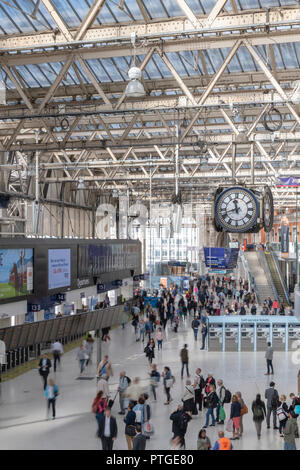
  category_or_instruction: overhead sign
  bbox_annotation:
[276,176,300,187]
[48,249,71,290]
[204,247,239,269]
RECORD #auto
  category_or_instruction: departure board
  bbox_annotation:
[3,328,13,351]
[56,317,68,339]
[26,322,38,346]
[18,324,30,348]
[42,320,54,342]
[9,325,22,350]
[35,321,46,344]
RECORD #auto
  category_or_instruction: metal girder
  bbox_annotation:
[2,7,300,53]
[206,0,228,26]
[160,52,197,106]
[175,0,202,29]
[41,169,300,183]
[40,0,73,41]
[76,56,112,107]
[74,0,107,41]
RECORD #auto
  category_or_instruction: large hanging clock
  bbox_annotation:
[263,186,274,233]
[214,186,259,233]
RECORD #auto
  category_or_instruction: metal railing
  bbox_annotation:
[240,251,260,304]
[257,250,279,302]
[269,249,291,305]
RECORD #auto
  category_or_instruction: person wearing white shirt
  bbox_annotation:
[51,340,64,372]
[98,408,118,450]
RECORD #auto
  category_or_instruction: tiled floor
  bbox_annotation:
[0,314,298,450]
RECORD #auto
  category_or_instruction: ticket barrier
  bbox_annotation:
[272,323,286,351]
[288,324,300,349]
[225,323,239,352]
[241,323,254,351]
[256,323,271,351]
[208,323,223,351]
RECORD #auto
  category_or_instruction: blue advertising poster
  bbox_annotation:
[204,247,239,269]
[48,249,71,290]
[0,248,33,300]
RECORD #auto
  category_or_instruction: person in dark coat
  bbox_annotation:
[38,354,52,390]
[97,408,118,450]
[132,424,147,450]
[170,406,192,449]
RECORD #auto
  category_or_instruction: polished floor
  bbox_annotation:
[0,314,298,450]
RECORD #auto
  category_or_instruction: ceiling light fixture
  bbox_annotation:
[125,32,146,99]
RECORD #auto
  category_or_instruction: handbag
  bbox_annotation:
[241,404,248,416]
[226,418,234,433]
[142,420,154,436]
[219,405,226,422]
[295,405,300,415]
[125,424,136,437]
[166,378,173,388]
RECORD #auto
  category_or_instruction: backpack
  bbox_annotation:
[125,376,131,386]
[223,388,232,404]
[277,405,288,421]
[271,391,279,410]
[134,405,144,424]
[253,404,264,419]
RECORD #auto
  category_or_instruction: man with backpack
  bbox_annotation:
[252,394,266,438]
[216,380,231,425]
[265,381,279,429]
[191,316,200,341]
[118,371,131,415]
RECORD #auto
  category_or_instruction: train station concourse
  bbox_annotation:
[1,0,300,456]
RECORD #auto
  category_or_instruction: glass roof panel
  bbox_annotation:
[51,0,82,27]
[85,59,112,82]
[143,1,168,19]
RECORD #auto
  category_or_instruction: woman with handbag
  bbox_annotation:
[236,391,247,436]
[162,366,173,405]
[145,338,155,364]
[230,394,242,440]
[124,403,136,450]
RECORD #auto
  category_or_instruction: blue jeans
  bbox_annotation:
[193,329,198,340]
[284,442,296,450]
[205,407,215,426]
[140,330,145,341]
[79,359,85,373]
[157,340,163,350]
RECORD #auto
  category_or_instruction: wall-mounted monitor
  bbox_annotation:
[0,248,33,300]
[48,249,71,290]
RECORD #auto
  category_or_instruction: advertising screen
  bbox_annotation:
[0,248,33,300]
[48,249,71,290]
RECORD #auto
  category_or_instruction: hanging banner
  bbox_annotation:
[281,216,290,254]
[276,177,300,187]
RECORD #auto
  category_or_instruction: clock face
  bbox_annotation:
[215,187,258,232]
[263,187,274,233]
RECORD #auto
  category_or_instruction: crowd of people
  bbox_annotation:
[35,275,297,450]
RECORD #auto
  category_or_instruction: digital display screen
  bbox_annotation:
[0,248,33,300]
[48,249,71,290]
